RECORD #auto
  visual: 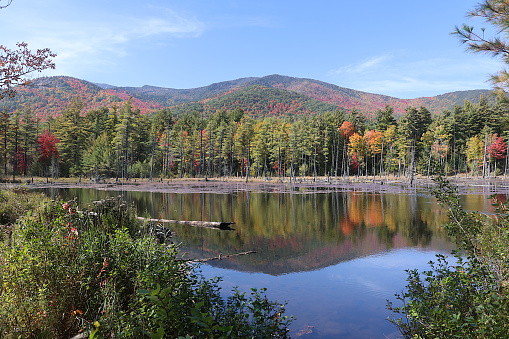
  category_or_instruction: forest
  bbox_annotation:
[0,92,506,182]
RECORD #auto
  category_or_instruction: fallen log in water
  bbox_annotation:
[137,217,235,230]
[192,251,257,263]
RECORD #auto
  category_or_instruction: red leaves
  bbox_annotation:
[488,134,508,160]
[0,42,56,99]
[37,131,59,163]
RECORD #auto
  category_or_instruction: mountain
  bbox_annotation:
[0,75,494,120]
[112,77,258,107]
[243,74,494,118]
[0,76,164,120]
[170,85,341,118]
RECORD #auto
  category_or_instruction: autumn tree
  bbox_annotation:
[364,130,384,176]
[0,42,56,100]
[488,133,507,175]
[0,108,10,175]
[37,131,59,181]
[348,133,366,175]
[466,135,484,176]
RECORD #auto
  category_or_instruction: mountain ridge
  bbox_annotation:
[0,74,493,120]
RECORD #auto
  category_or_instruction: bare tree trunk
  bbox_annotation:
[482,132,488,179]
[427,142,434,178]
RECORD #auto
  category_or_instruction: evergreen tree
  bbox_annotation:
[54,97,87,176]
[19,106,36,176]
[0,108,10,176]
[375,105,397,132]
[347,108,366,134]
[454,1,509,95]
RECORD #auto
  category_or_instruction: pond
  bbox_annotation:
[38,185,500,338]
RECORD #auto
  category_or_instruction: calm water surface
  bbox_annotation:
[40,187,499,338]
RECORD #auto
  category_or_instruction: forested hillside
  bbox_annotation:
[0,93,506,182]
[170,85,340,118]
[248,75,493,118]
[109,77,257,106]
[0,75,493,120]
[0,76,164,120]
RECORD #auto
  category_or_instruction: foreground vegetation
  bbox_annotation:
[0,189,292,338]
[387,176,509,337]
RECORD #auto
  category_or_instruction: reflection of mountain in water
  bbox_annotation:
[182,232,454,275]
[42,187,462,275]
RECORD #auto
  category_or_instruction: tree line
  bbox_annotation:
[0,94,508,181]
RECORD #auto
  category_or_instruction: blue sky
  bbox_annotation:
[1,0,502,98]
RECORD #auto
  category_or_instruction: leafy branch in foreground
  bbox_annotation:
[452,0,509,95]
[0,42,56,100]
[387,176,509,338]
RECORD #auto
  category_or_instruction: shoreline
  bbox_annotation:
[7,175,509,195]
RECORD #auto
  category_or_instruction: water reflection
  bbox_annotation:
[38,187,505,338]
[42,188,456,275]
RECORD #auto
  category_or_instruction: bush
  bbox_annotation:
[0,192,293,338]
[387,176,509,338]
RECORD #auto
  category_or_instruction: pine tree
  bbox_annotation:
[454,1,509,95]
[54,97,87,176]
[375,105,397,132]
[19,106,36,176]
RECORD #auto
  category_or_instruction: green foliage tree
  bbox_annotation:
[387,177,509,338]
[375,104,397,132]
[0,108,10,175]
[347,108,366,134]
[19,106,36,175]
[54,97,88,176]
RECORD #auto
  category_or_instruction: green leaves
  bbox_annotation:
[388,176,509,338]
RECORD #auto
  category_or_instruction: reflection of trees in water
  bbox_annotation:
[43,187,449,274]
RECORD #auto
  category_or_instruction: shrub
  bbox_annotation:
[387,176,509,338]
[0,191,293,338]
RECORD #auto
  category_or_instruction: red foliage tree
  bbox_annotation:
[13,147,26,174]
[489,134,507,160]
[37,131,59,164]
[0,42,56,99]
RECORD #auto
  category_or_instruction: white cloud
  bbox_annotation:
[329,52,502,98]
[1,5,205,76]
[330,54,393,75]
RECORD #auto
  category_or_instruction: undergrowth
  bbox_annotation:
[0,191,293,338]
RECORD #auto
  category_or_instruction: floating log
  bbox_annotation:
[137,217,235,230]
[192,251,256,263]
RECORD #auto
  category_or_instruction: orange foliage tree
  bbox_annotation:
[340,121,355,140]
[364,130,384,155]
